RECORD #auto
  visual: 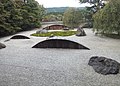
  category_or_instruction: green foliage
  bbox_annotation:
[79,0,107,28]
[31,31,76,37]
[79,9,93,27]
[0,0,45,37]
[63,8,83,28]
[93,0,120,35]
[79,0,108,4]
[79,0,109,27]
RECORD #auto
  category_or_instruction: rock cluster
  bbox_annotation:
[88,56,120,75]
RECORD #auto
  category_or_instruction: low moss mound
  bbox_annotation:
[32,39,90,50]
[11,35,30,39]
[31,31,76,37]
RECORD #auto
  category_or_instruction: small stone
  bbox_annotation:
[0,43,6,49]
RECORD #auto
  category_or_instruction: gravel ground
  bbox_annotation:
[0,28,120,86]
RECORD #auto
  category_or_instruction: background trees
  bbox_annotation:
[93,0,120,35]
[63,8,83,29]
[79,0,107,9]
[79,0,120,37]
[0,0,45,37]
[43,12,63,22]
[79,0,108,28]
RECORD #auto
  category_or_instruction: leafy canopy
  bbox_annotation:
[63,8,83,28]
[93,0,120,35]
[0,0,45,37]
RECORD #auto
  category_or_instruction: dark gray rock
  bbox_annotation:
[49,34,54,38]
[88,56,120,75]
[76,27,86,36]
[4,39,11,42]
[0,43,6,49]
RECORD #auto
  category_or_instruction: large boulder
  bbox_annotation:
[0,43,6,49]
[88,56,120,75]
[76,27,86,36]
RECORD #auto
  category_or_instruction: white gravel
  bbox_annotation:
[0,28,120,86]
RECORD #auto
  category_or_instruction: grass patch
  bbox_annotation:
[31,31,76,37]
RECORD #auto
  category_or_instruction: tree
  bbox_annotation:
[79,0,108,28]
[43,12,63,22]
[63,8,83,28]
[79,0,107,10]
[0,0,45,37]
[0,0,22,36]
[93,0,120,35]
[21,0,45,30]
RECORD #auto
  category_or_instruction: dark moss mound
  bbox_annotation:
[10,35,30,39]
[32,39,90,49]
[0,43,6,49]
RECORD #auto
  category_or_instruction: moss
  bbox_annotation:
[31,31,76,37]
